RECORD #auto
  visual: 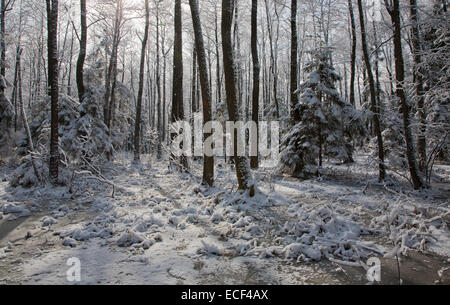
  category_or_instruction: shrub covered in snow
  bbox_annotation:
[370,200,449,256]
[280,47,365,178]
[279,203,379,262]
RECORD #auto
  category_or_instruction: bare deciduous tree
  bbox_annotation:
[222,0,255,195]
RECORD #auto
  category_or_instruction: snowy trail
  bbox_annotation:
[0,154,449,284]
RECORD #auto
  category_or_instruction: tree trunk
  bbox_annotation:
[12,46,20,131]
[162,25,168,144]
[133,0,149,162]
[348,0,357,107]
[0,0,6,85]
[214,5,222,106]
[250,0,260,169]
[155,6,162,159]
[76,0,87,104]
[67,28,74,96]
[222,0,255,195]
[264,0,280,118]
[386,0,424,189]
[171,0,188,170]
[357,0,386,182]
[104,0,121,129]
[19,49,41,182]
[189,0,214,186]
[290,0,299,123]
[191,46,197,116]
[410,0,427,172]
[46,0,59,183]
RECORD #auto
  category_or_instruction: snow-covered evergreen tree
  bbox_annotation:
[378,99,406,170]
[75,57,115,164]
[280,47,365,178]
[0,75,13,154]
[421,2,449,163]
[11,95,78,187]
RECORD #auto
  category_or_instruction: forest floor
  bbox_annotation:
[0,152,449,285]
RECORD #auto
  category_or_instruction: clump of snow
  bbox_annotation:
[284,243,322,261]
[51,204,69,218]
[278,203,380,262]
[2,203,31,218]
[132,214,165,233]
[140,239,154,250]
[59,222,113,241]
[153,233,163,242]
[370,200,449,256]
[41,216,57,227]
[0,242,13,259]
[91,200,113,212]
[211,212,223,224]
[197,240,223,256]
[62,237,77,248]
[117,230,145,247]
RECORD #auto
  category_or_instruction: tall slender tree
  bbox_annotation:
[0,0,9,85]
[250,0,260,169]
[290,0,299,123]
[0,0,14,111]
[189,0,214,186]
[357,0,386,182]
[385,0,424,189]
[104,0,123,130]
[76,0,87,104]
[171,0,188,169]
[222,0,255,195]
[46,0,60,183]
[155,3,162,158]
[409,0,426,172]
[347,0,357,107]
[133,0,150,162]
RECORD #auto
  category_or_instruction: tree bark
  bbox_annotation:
[409,0,426,172]
[250,0,260,169]
[386,0,424,189]
[156,6,162,158]
[46,0,60,183]
[133,0,149,162]
[290,0,299,123]
[0,0,6,84]
[76,0,87,104]
[222,0,255,195]
[264,0,280,118]
[19,48,41,182]
[12,45,20,131]
[171,0,188,169]
[357,0,386,182]
[348,0,357,107]
[214,5,222,106]
[104,0,121,129]
[189,0,214,186]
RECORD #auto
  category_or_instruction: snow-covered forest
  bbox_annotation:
[0,0,449,285]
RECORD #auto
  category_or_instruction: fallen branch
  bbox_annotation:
[80,156,119,198]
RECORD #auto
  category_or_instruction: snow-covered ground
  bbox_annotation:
[0,152,449,284]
